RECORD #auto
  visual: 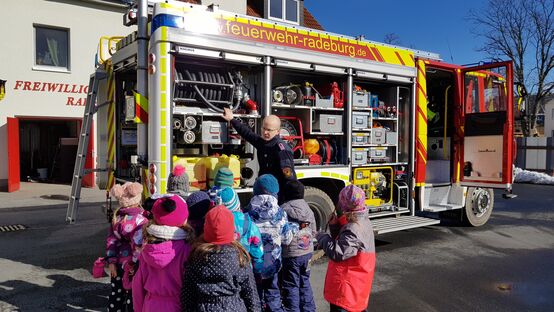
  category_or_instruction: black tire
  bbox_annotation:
[463,187,494,227]
[304,186,335,231]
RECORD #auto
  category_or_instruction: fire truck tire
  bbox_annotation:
[304,186,334,231]
[463,187,494,227]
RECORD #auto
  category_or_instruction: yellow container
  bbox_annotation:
[218,154,241,188]
[205,155,221,188]
[207,154,241,188]
[173,156,207,191]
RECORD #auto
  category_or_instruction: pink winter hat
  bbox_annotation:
[338,185,367,212]
[110,182,143,208]
[152,194,189,227]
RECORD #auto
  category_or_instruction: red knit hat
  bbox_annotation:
[203,205,235,245]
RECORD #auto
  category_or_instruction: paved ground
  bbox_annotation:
[0,183,553,311]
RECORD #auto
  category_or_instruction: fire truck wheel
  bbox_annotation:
[463,187,494,227]
[304,186,334,231]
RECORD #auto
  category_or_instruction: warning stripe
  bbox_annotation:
[106,62,116,190]
[135,103,149,123]
[416,82,427,99]
[133,92,149,124]
[394,51,405,66]
[416,104,428,126]
[415,59,428,184]
[370,46,385,62]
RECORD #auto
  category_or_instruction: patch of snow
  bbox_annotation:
[514,167,554,185]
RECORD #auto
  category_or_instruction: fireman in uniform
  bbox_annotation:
[223,108,296,203]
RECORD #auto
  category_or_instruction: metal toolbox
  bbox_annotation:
[386,131,397,145]
[201,121,228,144]
[352,148,369,165]
[352,132,370,145]
[313,114,342,133]
[371,128,386,144]
[352,112,369,129]
[369,147,388,162]
[315,94,334,108]
[352,91,369,107]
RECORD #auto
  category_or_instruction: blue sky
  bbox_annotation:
[305,0,491,65]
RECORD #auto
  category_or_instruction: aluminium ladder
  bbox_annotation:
[66,70,107,223]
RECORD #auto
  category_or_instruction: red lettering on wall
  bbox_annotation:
[13,80,90,107]
[32,82,41,91]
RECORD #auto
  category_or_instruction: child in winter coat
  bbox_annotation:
[316,185,376,312]
[180,205,261,312]
[132,194,194,311]
[185,191,213,236]
[280,180,316,312]
[246,174,298,312]
[106,182,148,312]
[218,186,264,274]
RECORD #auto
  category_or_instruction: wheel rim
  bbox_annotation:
[471,188,491,217]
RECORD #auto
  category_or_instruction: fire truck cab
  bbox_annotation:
[90,1,514,233]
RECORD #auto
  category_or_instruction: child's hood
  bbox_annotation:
[117,206,144,216]
[141,240,187,269]
[248,194,281,222]
[281,199,311,223]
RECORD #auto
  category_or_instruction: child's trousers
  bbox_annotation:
[108,264,133,312]
[281,253,315,312]
[258,272,284,312]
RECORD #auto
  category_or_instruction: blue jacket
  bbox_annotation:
[232,210,264,274]
[246,194,298,279]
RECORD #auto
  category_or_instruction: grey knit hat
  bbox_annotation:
[167,165,189,196]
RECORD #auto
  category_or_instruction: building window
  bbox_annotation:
[269,0,299,24]
[34,25,69,70]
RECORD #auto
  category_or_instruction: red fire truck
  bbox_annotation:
[68,0,514,233]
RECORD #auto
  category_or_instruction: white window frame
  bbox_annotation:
[33,24,71,73]
[268,0,300,25]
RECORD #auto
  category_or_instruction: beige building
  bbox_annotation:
[0,0,322,192]
[0,0,130,191]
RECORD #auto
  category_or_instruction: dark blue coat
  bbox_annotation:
[180,245,260,312]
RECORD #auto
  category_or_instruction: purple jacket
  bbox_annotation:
[133,239,192,312]
[106,206,147,266]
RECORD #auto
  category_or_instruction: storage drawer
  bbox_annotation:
[352,148,369,165]
[352,112,369,129]
[386,131,397,145]
[201,121,228,144]
[352,133,370,145]
[371,128,386,144]
[313,114,342,133]
[353,91,369,107]
[369,147,388,162]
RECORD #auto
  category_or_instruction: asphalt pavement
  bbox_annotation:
[0,183,553,311]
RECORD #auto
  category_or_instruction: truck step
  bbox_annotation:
[423,203,463,212]
[371,216,440,235]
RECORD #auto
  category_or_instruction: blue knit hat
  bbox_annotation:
[219,187,241,212]
[253,174,279,197]
[214,167,234,188]
[185,191,211,220]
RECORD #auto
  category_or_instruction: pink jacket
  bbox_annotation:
[132,239,192,312]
